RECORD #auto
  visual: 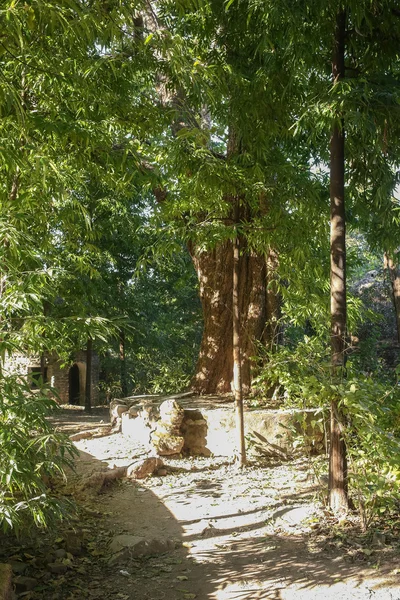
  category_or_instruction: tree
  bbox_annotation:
[232,196,247,465]
[384,252,400,344]
[328,8,349,513]
[149,0,313,396]
[0,0,153,529]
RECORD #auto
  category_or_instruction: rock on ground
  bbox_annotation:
[126,456,163,479]
[0,565,12,600]
[109,534,177,562]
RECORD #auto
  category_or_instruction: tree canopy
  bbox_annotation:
[0,0,399,529]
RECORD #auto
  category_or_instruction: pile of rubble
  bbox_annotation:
[110,397,210,457]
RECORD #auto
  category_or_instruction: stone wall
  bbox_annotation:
[3,350,100,406]
[117,395,326,458]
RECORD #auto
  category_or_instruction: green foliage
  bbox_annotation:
[343,377,400,530]
[0,0,399,532]
[98,245,202,396]
[0,0,154,532]
[0,375,77,533]
[256,335,400,525]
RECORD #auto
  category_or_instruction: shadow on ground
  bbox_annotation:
[40,408,400,600]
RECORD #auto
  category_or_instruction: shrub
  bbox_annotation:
[255,336,400,526]
[0,373,77,533]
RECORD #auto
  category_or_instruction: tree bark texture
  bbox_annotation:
[189,241,278,395]
[384,252,400,344]
[329,9,348,513]
[85,337,93,413]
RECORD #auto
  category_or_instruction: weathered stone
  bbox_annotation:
[114,404,129,418]
[128,406,139,418]
[14,575,38,592]
[181,410,210,456]
[54,549,67,560]
[126,457,163,479]
[0,564,12,600]
[70,425,114,442]
[69,430,94,442]
[149,400,185,455]
[122,396,326,458]
[110,402,128,425]
[206,407,327,457]
[48,563,68,575]
[109,534,145,555]
[9,561,28,574]
[151,431,184,456]
[138,403,159,427]
[157,468,167,476]
[159,399,184,431]
[78,466,127,494]
[109,535,176,559]
[64,530,84,556]
[121,412,153,445]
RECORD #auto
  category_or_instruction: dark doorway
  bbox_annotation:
[69,364,80,405]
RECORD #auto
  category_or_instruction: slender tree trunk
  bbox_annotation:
[384,252,400,343]
[264,248,281,349]
[233,198,247,466]
[329,9,348,513]
[85,337,93,413]
[263,248,282,399]
[119,329,128,397]
[40,301,49,382]
[40,352,46,382]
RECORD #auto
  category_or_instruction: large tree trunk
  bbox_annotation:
[328,9,348,513]
[384,252,400,343]
[190,240,275,394]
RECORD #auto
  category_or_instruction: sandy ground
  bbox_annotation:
[4,406,400,600]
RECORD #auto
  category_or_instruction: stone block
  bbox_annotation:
[0,564,12,600]
[126,457,163,479]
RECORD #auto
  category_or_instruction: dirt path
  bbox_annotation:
[3,407,400,600]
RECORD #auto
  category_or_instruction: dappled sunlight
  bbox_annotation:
[48,408,400,600]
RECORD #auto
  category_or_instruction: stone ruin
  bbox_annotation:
[3,350,100,406]
[111,396,211,457]
[109,394,326,459]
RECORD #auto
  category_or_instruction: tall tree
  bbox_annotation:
[232,196,246,465]
[151,0,309,395]
[0,0,151,529]
[328,9,349,512]
[85,337,93,413]
[384,252,400,344]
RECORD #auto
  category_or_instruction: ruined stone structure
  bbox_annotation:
[4,350,99,406]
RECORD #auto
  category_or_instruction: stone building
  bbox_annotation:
[4,350,100,406]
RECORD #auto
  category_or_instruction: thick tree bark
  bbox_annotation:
[233,198,247,465]
[329,9,348,513]
[85,337,93,413]
[384,252,400,343]
[119,329,128,397]
[189,240,271,394]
